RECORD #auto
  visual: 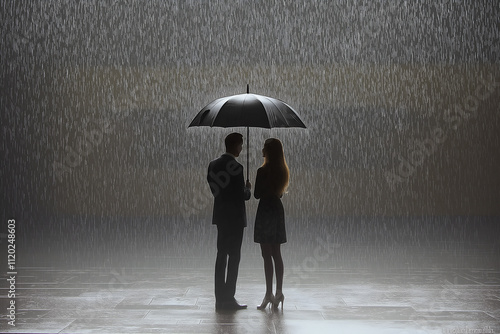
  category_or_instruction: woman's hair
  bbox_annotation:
[262,138,289,196]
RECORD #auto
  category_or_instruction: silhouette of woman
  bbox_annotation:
[254,138,289,310]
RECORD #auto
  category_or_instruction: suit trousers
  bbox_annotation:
[215,225,244,303]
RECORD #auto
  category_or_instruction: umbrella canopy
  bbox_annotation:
[188,86,306,180]
[188,92,306,129]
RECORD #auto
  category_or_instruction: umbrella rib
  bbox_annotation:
[266,97,289,127]
[254,95,271,129]
[210,97,230,127]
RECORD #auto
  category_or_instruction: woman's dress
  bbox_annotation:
[253,167,287,244]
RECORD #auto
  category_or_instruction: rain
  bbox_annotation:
[1,1,500,333]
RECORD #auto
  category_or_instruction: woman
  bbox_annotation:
[254,138,289,310]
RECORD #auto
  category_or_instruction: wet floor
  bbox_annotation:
[1,253,499,333]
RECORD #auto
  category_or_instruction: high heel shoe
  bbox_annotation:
[273,292,284,310]
[257,293,274,310]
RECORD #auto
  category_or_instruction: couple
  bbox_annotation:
[207,133,288,311]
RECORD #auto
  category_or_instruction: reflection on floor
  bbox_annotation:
[1,263,499,333]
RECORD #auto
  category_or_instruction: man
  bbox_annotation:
[207,133,251,310]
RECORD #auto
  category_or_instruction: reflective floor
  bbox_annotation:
[1,262,499,333]
[2,217,500,333]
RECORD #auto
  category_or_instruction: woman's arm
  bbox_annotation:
[254,168,264,199]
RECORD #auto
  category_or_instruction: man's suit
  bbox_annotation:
[207,153,251,304]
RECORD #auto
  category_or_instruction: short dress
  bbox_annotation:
[253,167,287,244]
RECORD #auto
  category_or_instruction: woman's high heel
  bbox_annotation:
[273,292,284,310]
[257,294,274,310]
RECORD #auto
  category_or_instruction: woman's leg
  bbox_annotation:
[271,244,284,293]
[260,243,274,296]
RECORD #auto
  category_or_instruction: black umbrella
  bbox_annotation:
[188,85,306,180]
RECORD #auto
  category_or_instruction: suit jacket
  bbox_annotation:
[207,154,251,228]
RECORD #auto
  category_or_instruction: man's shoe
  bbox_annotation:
[215,301,228,311]
[225,300,247,310]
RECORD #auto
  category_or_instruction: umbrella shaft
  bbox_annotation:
[246,127,249,181]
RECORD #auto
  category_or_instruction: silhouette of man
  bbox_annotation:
[207,133,251,310]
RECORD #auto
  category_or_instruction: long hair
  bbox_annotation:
[262,138,289,196]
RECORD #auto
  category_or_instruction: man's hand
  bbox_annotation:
[245,180,252,190]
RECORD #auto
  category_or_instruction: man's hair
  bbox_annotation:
[225,133,243,151]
